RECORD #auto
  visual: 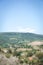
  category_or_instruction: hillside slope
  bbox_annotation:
[0,32,43,47]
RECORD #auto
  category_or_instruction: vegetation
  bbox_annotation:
[5,53,11,58]
[0,32,43,65]
[0,32,43,48]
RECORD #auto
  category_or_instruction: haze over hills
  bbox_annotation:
[0,32,43,48]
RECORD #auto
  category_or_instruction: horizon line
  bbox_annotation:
[0,31,43,35]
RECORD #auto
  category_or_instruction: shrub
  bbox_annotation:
[5,53,11,58]
[7,48,12,54]
[36,52,43,65]
[36,52,43,59]
[27,51,33,57]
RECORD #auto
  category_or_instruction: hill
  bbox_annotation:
[0,32,43,48]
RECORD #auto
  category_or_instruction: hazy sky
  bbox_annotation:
[0,0,43,34]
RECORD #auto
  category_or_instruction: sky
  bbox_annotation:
[0,0,43,34]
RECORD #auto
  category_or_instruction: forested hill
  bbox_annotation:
[0,32,43,47]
